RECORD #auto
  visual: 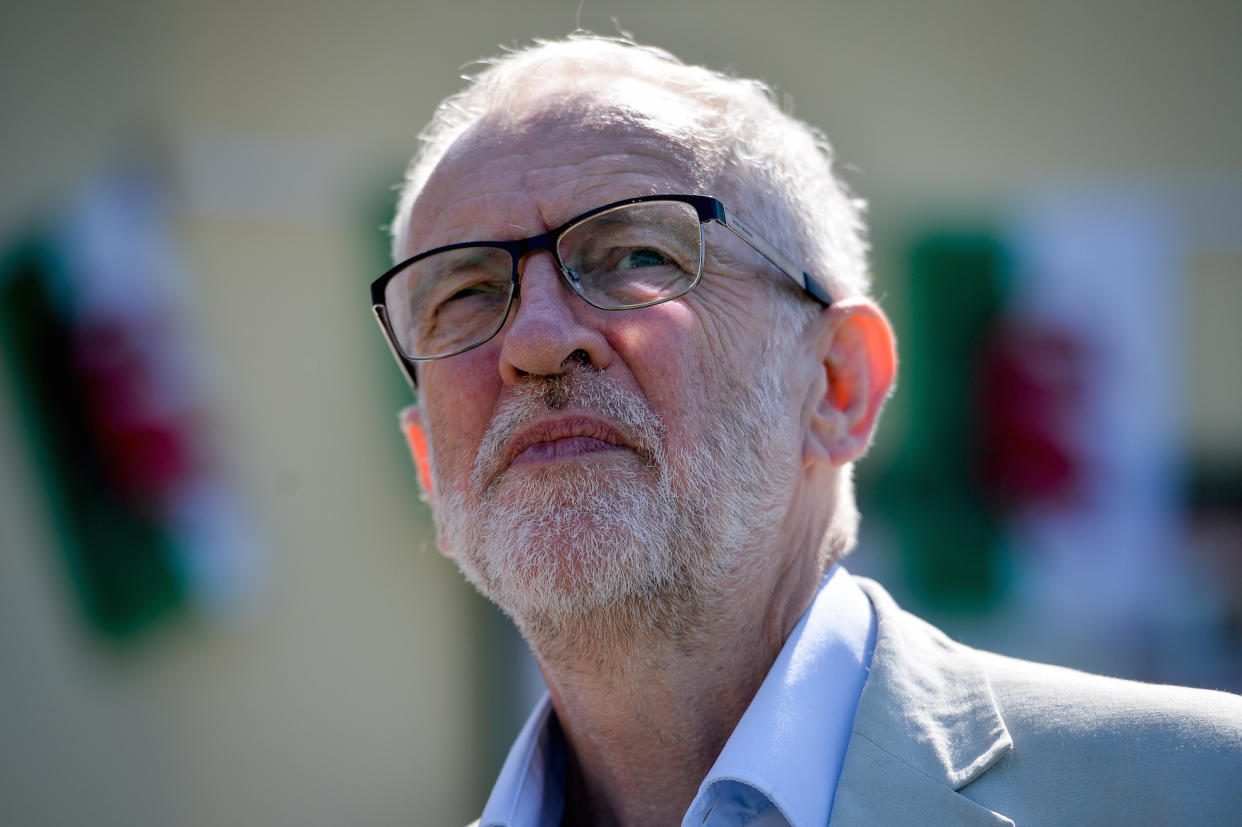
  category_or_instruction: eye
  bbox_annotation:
[442,280,505,304]
[616,247,674,269]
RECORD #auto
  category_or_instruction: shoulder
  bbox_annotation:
[977,643,1242,740]
[853,576,1242,822]
[972,645,1242,821]
[856,575,1242,733]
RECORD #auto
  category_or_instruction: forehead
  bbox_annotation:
[405,78,729,248]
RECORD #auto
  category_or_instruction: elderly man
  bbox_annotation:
[372,36,1242,826]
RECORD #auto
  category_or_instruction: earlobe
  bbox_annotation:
[400,404,436,504]
[805,299,897,467]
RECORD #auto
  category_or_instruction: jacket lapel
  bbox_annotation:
[829,579,1014,826]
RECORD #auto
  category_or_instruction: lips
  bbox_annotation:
[504,415,634,469]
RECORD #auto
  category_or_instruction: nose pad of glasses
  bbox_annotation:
[560,264,592,301]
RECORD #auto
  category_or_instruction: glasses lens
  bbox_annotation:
[557,200,703,309]
[384,246,513,359]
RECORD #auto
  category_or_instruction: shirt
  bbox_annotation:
[479,565,877,827]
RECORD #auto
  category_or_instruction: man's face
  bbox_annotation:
[404,87,807,630]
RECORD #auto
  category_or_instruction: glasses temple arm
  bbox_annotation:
[373,305,421,392]
[717,206,833,307]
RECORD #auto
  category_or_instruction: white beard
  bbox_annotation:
[432,365,796,640]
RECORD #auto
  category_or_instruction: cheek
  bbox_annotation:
[611,302,718,438]
[421,356,501,485]
[610,301,695,356]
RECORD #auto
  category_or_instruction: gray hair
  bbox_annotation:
[390,34,873,313]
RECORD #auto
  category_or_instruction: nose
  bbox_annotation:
[497,251,612,386]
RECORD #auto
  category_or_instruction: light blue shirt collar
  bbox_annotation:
[480,693,564,827]
[480,565,876,827]
[684,564,876,826]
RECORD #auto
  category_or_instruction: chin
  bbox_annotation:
[470,519,674,620]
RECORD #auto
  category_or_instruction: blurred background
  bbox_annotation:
[2,1,1240,824]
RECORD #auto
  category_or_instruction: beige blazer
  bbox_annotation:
[830,579,1242,825]
[470,578,1242,825]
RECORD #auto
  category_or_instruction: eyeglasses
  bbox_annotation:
[371,194,831,377]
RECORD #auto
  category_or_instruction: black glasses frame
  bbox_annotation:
[371,193,832,388]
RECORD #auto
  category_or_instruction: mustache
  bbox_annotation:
[471,368,666,490]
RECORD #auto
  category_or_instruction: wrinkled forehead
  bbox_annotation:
[405,76,733,242]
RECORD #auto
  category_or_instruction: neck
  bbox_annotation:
[520,537,825,826]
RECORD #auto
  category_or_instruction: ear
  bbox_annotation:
[400,404,436,504]
[804,298,897,467]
